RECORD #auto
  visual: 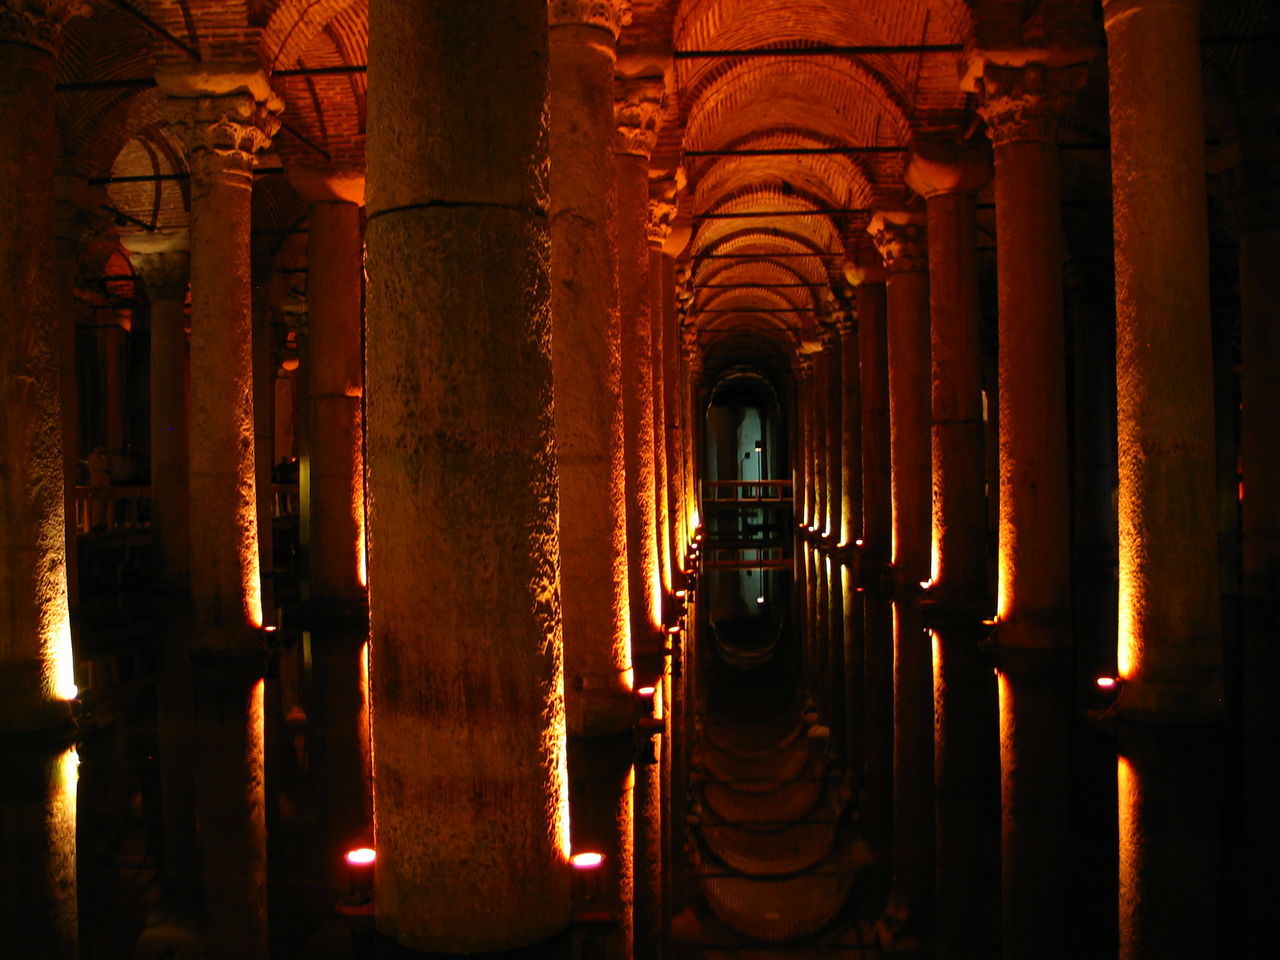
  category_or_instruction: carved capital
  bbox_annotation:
[841,252,886,287]
[867,209,927,273]
[615,76,664,158]
[834,312,855,339]
[905,139,993,198]
[647,197,675,248]
[163,92,282,186]
[0,1,88,55]
[549,0,631,36]
[793,355,814,381]
[967,60,1091,148]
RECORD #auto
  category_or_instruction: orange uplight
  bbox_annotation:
[345,847,376,866]
[571,851,604,869]
[637,686,656,697]
[1096,676,1119,690]
[674,589,687,599]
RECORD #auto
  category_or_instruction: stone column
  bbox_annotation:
[125,233,191,589]
[848,266,893,857]
[682,325,703,541]
[906,142,999,959]
[366,2,569,950]
[810,342,828,535]
[834,311,865,769]
[823,322,842,542]
[615,73,664,669]
[550,1,633,736]
[1102,1,1223,956]
[649,192,676,599]
[0,0,79,739]
[869,210,934,940]
[124,231,200,902]
[288,163,371,894]
[662,257,687,579]
[0,13,81,953]
[966,52,1089,959]
[793,353,812,528]
[158,63,281,960]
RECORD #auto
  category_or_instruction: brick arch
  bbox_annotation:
[259,0,362,72]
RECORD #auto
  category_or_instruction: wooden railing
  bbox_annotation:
[702,479,793,504]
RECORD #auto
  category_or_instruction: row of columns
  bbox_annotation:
[792,4,1238,957]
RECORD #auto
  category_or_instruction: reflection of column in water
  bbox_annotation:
[0,744,79,960]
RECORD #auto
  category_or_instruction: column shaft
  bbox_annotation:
[871,211,933,933]
[550,19,631,735]
[366,2,569,949]
[856,280,893,856]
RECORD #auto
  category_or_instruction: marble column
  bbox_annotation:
[616,73,665,670]
[966,52,1089,959]
[1103,1,1223,955]
[288,162,371,894]
[682,325,703,542]
[550,1,633,736]
[849,267,893,857]
[158,63,281,960]
[366,1,569,950]
[906,141,999,959]
[662,255,687,580]
[869,209,933,939]
[823,322,842,543]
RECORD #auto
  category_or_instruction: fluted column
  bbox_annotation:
[847,262,892,857]
[288,162,371,896]
[615,73,664,669]
[869,209,933,941]
[366,2,569,950]
[158,63,281,960]
[907,141,999,959]
[1103,1,1223,956]
[966,52,1089,959]
[550,1,633,736]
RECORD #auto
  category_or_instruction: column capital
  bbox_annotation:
[867,209,928,273]
[615,75,664,158]
[819,322,841,350]
[834,312,855,339]
[549,0,631,36]
[286,162,365,206]
[963,56,1092,148]
[793,354,814,380]
[123,230,191,302]
[905,139,992,199]
[842,251,886,287]
[646,196,675,249]
[0,1,88,55]
[158,65,283,187]
[1101,0,1197,26]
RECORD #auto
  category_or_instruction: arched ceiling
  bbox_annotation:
[46,0,1280,384]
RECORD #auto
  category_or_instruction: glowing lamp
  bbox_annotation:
[855,539,864,547]
[345,847,376,866]
[756,596,765,604]
[674,589,687,599]
[341,846,376,909]
[1096,676,1122,690]
[665,623,681,635]
[637,686,656,697]
[571,852,604,869]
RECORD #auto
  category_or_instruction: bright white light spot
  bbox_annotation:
[345,847,376,866]
[571,851,604,869]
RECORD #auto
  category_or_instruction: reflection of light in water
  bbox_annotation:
[50,747,79,955]
[1117,754,1139,954]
